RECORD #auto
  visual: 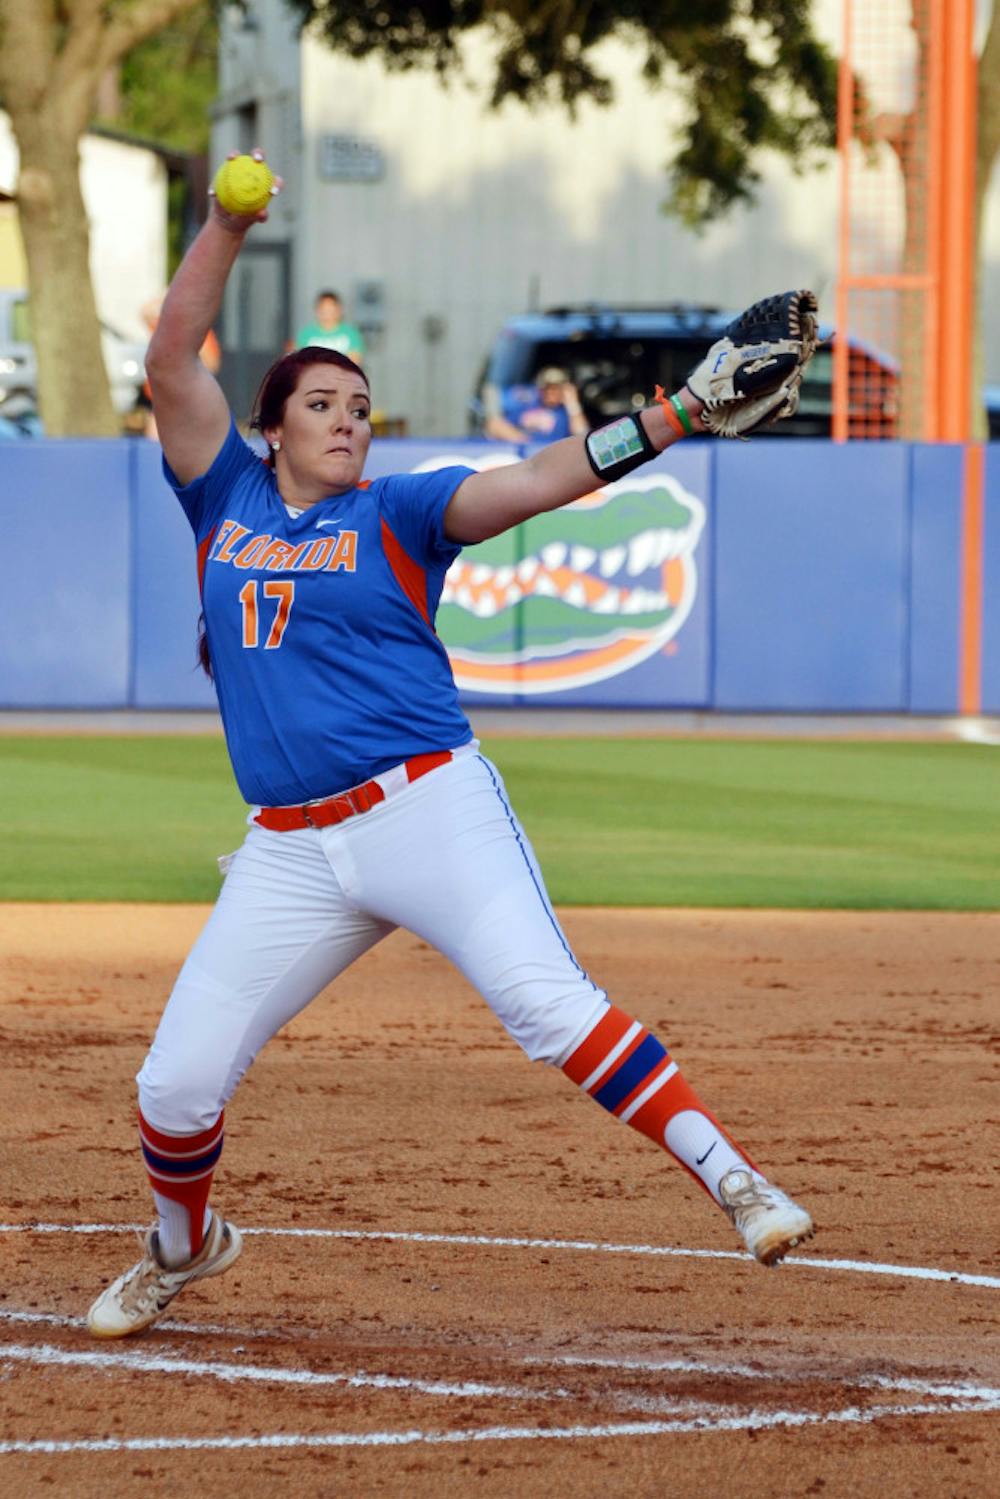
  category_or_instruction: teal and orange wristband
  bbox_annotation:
[583,391,695,485]
[584,412,656,483]
[655,384,694,439]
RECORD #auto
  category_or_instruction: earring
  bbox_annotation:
[271,440,281,452]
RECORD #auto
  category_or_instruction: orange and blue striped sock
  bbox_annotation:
[138,1108,224,1264]
[561,1005,759,1202]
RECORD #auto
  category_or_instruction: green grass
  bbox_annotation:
[489,738,1000,909]
[1,736,998,908]
[0,737,245,902]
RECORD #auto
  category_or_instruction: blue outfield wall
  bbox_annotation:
[0,435,987,713]
[131,440,218,710]
[713,441,912,711]
[909,444,963,715]
[981,444,1000,715]
[1,442,133,707]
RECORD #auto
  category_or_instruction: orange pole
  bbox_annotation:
[937,0,977,441]
[833,0,854,443]
[922,0,945,440]
[938,3,984,715]
[959,444,984,715]
[846,275,934,290]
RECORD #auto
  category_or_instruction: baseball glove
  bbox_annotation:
[686,290,819,438]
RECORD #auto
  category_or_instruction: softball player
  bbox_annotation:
[88,159,814,1337]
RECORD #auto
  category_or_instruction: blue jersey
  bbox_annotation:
[500,387,572,443]
[167,420,474,806]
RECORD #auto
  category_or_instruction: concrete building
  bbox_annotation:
[0,113,168,341]
[212,1,1000,437]
[211,4,844,435]
[0,185,24,288]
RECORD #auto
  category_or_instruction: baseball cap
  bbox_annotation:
[536,366,569,386]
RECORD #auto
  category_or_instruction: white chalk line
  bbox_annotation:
[0,1342,746,1423]
[2,1221,996,1291]
[0,1307,270,1341]
[0,1343,740,1425]
[528,1353,1000,1406]
[0,1341,566,1404]
[6,1313,988,1411]
[3,1328,997,1456]
[5,1337,995,1413]
[2,1399,999,1457]
[0,1345,757,1433]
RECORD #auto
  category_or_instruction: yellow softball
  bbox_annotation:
[212,155,275,216]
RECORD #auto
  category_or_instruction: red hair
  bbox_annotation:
[250,346,370,466]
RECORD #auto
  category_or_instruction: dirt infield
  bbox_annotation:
[1,904,998,1497]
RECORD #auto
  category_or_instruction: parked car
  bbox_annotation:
[469,303,997,439]
[0,389,43,441]
[0,288,147,426]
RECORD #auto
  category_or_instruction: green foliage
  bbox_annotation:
[101,2,220,153]
[95,4,221,272]
[285,1,838,223]
[1,735,997,909]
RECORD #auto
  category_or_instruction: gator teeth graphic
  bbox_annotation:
[408,459,706,694]
[440,521,699,620]
[627,531,659,575]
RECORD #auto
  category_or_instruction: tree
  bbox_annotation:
[0,1,837,436]
[284,0,839,226]
[0,0,206,436]
[108,1,218,154]
[96,3,220,275]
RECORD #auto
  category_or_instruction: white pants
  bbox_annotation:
[137,752,608,1132]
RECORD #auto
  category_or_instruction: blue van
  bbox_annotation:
[469,303,998,439]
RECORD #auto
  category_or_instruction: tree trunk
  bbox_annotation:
[14,114,119,436]
[0,0,203,436]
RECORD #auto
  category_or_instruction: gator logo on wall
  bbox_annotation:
[417,457,706,694]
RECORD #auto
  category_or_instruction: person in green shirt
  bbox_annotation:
[293,289,366,363]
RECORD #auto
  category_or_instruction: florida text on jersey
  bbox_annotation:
[166,421,475,807]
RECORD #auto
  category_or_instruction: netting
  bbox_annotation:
[835,0,975,441]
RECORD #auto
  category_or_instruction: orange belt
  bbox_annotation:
[253,750,455,832]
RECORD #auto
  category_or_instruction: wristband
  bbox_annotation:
[658,395,687,439]
[653,384,695,437]
[584,412,656,483]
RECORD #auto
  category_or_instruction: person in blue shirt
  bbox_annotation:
[486,366,588,444]
[87,152,814,1339]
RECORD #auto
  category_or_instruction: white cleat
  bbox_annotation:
[87,1210,243,1338]
[719,1167,815,1267]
